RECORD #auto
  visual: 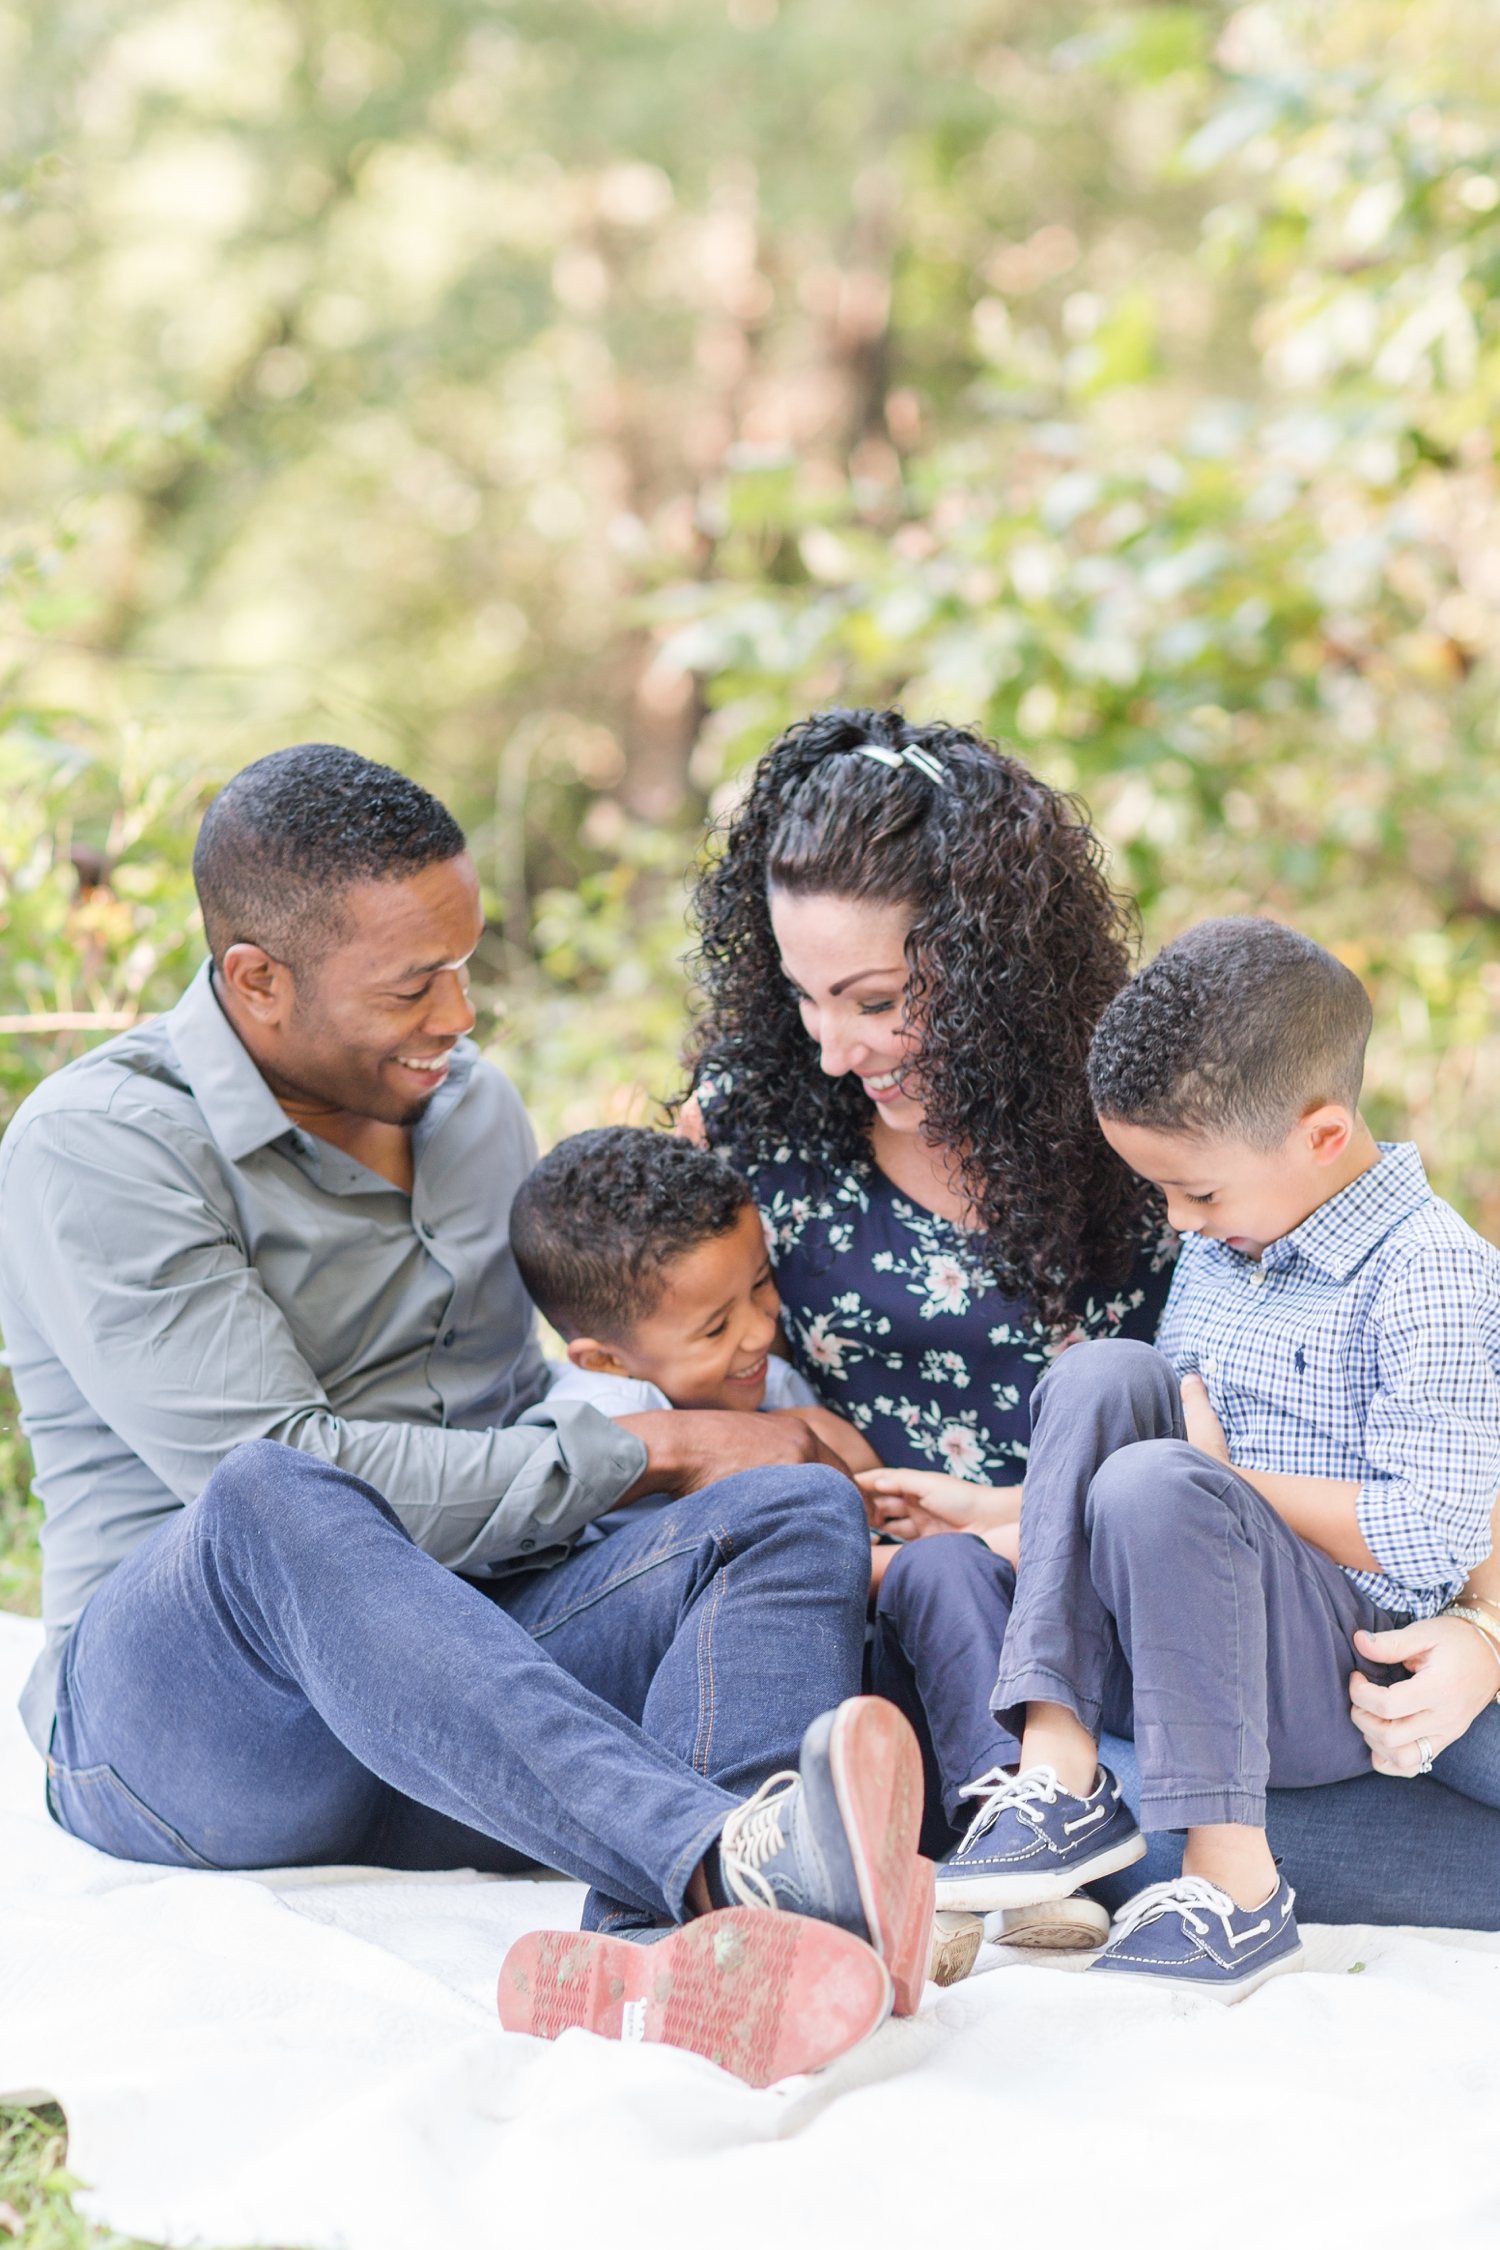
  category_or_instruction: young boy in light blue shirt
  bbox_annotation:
[932,918,1500,1996]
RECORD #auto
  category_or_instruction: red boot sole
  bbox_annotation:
[826,1696,931,2014]
[497,1908,892,2088]
[888,1853,937,2016]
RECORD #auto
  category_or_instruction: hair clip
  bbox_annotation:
[855,743,950,786]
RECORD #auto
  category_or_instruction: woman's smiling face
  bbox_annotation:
[769,890,925,1133]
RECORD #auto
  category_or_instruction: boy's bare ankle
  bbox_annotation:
[1182,1824,1278,1912]
[1020,1702,1099,1798]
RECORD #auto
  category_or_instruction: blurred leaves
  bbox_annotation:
[4,0,1500,1579]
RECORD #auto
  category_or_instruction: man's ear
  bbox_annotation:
[567,1336,633,1376]
[218,942,298,1028]
[1301,1103,1355,1166]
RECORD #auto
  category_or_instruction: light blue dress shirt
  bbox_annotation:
[1157,1141,1500,1618]
[0,961,647,1748]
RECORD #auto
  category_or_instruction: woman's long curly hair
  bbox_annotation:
[684,707,1148,1329]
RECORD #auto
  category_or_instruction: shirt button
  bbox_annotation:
[1202,1356,1218,1376]
[1249,1270,1266,1288]
[442,1329,456,1347]
[420,1222,435,1239]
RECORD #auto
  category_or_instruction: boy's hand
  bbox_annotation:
[1180,1373,1231,1463]
[1349,1616,1500,1775]
[767,1404,883,1475]
[857,1467,1022,1544]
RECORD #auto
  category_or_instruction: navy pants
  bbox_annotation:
[46,1440,870,1927]
[875,1341,1500,1927]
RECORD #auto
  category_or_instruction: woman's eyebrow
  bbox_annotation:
[828,964,906,996]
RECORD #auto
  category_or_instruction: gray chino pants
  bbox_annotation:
[991,1339,1407,1831]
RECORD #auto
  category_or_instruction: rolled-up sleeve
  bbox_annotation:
[1356,1247,1500,1591]
[4,1109,646,1570]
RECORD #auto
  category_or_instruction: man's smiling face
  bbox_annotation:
[222,852,485,1125]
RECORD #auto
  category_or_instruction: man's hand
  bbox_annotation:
[857,1466,1023,1543]
[1349,1615,1500,1776]
[613,1408,852,1501]
[767,1404,883,1475]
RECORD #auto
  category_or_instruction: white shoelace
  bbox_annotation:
[1108,1875,1275,1950]
[954,1763,1071,1853]
[717,1770,800,1910]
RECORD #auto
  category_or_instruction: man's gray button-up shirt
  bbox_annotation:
[0,960,647,1749]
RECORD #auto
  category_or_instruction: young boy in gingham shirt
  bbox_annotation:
[933,917,1500,1997]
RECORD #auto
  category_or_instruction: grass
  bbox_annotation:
[0,2104,161,2250]
[2,1421,165,2250]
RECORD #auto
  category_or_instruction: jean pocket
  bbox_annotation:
[47,1760,222,1870]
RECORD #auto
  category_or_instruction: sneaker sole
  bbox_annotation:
[996,1897,1111,1952]
[497,1909,893,2087]
[928,1909,984,1987]
[1094,1943,1305,2004]
[934,1828,1147,1911]
[825,1697,933,2018]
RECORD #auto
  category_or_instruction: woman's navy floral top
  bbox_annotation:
[742,1146,1177,1483]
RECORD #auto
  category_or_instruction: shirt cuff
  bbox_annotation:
[1355,1477,1474,1593]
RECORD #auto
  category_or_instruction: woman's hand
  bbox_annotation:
[674,1094,708,1147]
[1349,1616,1500,1776]
[856,1466,1022,1543]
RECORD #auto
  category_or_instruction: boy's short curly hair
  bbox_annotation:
[1088,918,1372,1151]
[510,1126,754,1341]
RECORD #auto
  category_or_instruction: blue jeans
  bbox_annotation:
[45,1440,870,1927]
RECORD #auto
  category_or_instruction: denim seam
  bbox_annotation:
[691,1531,732,1776]
[516,1533,710,1640]
[664,1803,740,1923]
[57,1763,222,1870]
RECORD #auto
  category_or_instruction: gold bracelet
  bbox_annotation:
[1441,1603,1500,1702]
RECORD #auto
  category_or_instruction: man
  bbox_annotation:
[0,744,931,2077]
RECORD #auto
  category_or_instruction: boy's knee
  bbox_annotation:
[877,1530,1003,1624]
[1037,1336,1176,1411]
[1087,1437,1215,1543]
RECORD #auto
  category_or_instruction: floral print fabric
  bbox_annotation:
[747,1147,1177,1482]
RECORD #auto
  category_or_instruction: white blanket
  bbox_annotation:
[3,1605,1500,2248]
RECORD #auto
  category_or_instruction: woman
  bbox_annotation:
[683,705,1500,1928]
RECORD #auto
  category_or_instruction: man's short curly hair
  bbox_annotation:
[510,1126,754,1341]
[1088,918,1372,1151]
[193,743,466,979]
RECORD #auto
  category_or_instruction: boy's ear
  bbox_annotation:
[1301,1103,1355,1165]
[567,1336,632,1375]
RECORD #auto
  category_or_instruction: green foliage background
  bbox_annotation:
[6,0,1500,1595]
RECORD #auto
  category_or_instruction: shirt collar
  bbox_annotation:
[1263,1141,1430,1281]
[164,959,478,1171]
[165,962,298,1163]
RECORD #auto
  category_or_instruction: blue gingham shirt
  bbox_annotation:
[1157,1143,1500,1618]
